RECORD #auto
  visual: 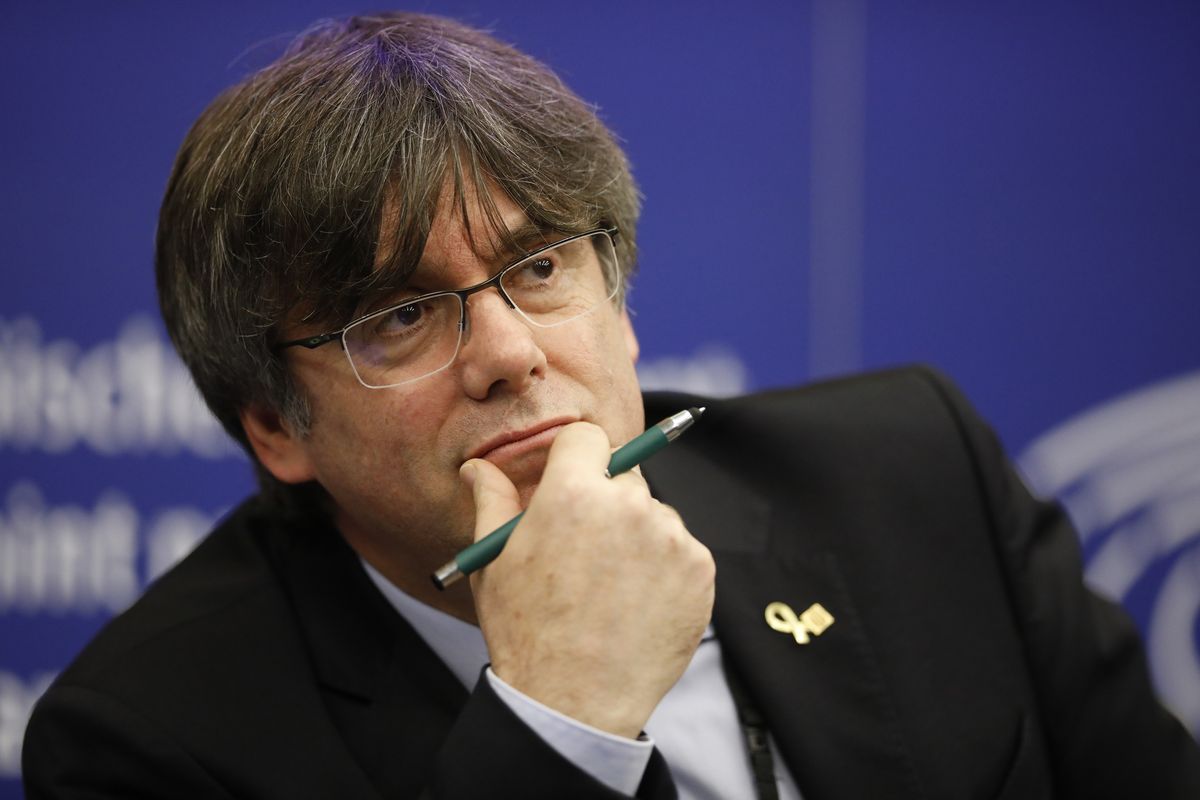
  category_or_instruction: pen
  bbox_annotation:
[432,406,706,589]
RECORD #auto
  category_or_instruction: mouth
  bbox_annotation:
[466,417,578,464]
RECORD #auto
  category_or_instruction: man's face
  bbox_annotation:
[265,184,644,597]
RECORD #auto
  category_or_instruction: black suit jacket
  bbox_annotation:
[23,367,1200,798]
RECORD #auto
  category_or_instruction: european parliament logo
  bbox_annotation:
[1019,370,1200,740]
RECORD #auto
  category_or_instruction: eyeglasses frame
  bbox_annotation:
[275,226,620,389]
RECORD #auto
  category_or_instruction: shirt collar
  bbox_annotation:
[360,558,490,690]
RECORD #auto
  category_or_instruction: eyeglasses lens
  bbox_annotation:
[344,231,618,389]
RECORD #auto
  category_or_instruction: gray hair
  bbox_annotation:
[155,12,641,498]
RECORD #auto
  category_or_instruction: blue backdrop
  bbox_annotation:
[2,2,1198,794]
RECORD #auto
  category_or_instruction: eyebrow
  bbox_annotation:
[487,222,558,264]
[355,222,560,317]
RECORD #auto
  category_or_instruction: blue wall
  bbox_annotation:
[2,2,1198,793]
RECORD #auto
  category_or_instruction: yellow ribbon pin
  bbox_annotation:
[765,601,835,645]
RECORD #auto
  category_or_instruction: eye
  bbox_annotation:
[375,301,426,336]
[527,257,555,280]
[393,303,422,326]
[509,257,557,289]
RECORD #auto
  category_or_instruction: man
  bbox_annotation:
[22,11,1200,799]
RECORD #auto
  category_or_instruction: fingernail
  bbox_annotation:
[459,461,477,489]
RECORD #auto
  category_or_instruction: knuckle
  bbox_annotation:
[684,539,715,580]
[554,473,593,505]
[656,501,684,525]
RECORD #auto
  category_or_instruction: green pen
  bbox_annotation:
[432,407,705,590]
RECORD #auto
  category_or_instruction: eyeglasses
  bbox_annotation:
[276,228,621,389]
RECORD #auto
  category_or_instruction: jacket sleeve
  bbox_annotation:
[920,366,1200,799]
[23,670,677,800]
[23,684,237,800]
[428,676,677,800]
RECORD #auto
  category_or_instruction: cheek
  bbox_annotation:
[304,380,439,484]
[573,308,645,436]
[303,387,469,541]
[595,310,639,379]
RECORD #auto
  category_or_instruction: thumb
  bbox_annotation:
[460,459,522,543]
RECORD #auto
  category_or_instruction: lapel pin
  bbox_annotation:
[765,601,835,645]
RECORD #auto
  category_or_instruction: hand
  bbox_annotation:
[462,421,715,739]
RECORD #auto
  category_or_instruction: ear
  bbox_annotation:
[620,308,640,364]
[239,404,317,484]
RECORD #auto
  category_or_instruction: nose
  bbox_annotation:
[456,286,547,400]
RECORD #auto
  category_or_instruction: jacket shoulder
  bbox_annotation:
[644,364,985,472]
[46,497,294,693]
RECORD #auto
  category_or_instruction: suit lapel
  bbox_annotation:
[264,507,468,797]
[644,432,924,800]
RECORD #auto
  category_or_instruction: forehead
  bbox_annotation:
[377,173,518,252]
[401,180,557,280]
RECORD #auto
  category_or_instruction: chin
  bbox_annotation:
[489,449,550,508]
[514,481,541,511]
[508,466,546,511]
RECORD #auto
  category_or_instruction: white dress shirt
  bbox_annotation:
[363,561,802,799]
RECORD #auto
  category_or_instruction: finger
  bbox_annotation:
[542,421,613,479]
[652,498,687,530]
[608,468,652,498]
[461,458,522,542]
